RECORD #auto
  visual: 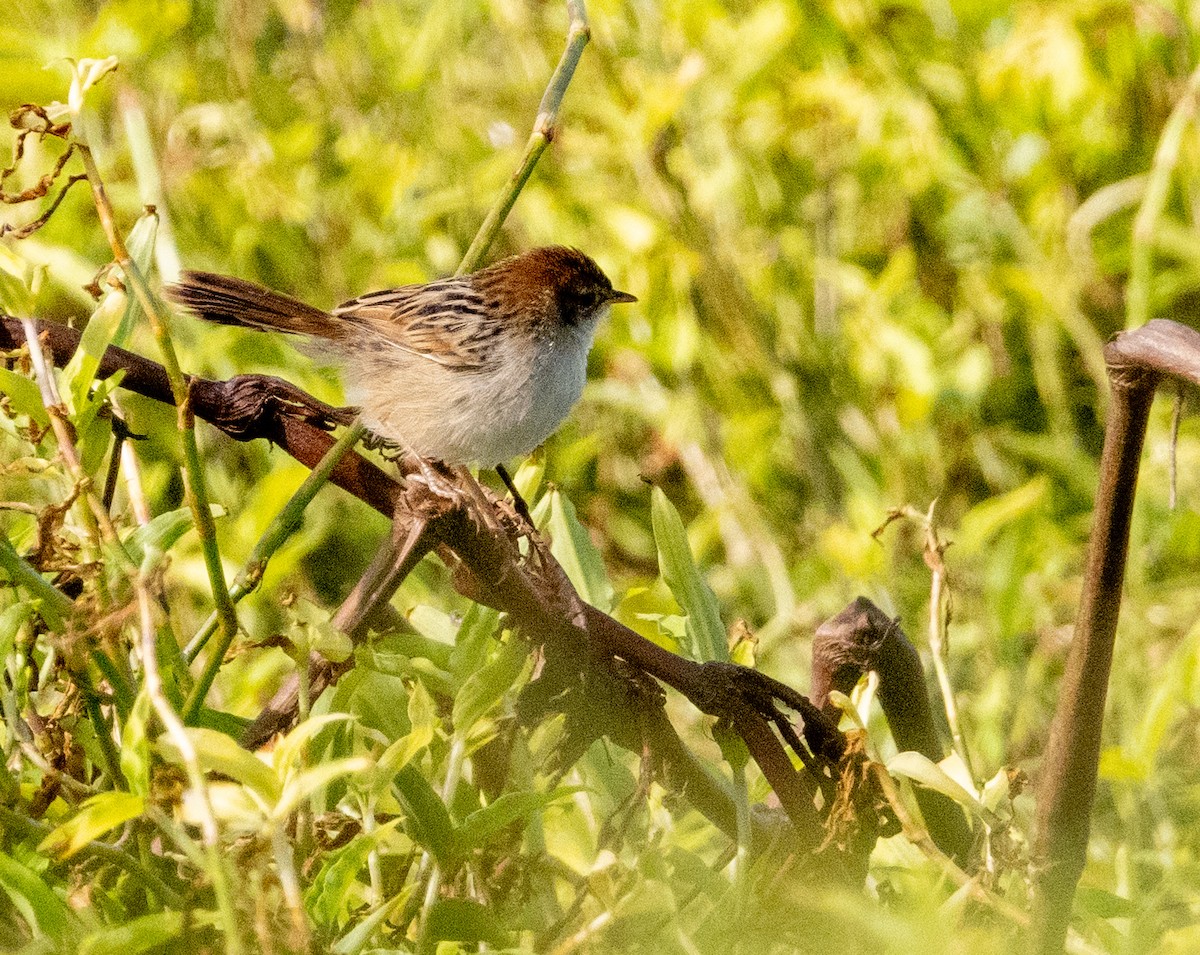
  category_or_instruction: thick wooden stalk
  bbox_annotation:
[1033,320,1200,951]
[1031,368,1155,951]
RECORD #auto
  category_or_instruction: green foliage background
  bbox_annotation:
[3,0,1200,952]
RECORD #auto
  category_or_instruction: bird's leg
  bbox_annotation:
[400,452,502,532]
[496,463,535,531]
[451,464,506,532]
[368,433,502,532]
[369,433,453,498]
[406,454,458,499]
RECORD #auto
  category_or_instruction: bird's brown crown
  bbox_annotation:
[475,246,633,328]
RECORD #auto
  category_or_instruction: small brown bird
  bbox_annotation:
[167,247,635,466]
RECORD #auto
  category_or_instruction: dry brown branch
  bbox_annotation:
[0,314,943,876]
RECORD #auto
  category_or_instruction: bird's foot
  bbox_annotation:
[405,455,464,501]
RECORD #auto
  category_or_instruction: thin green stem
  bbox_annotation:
[458,136,554,275]
[137,571,244,955]
[80,682,127,789]
[73,139,240,658]
[730,764,750,892]
[87,648,135,721]
[0,532,74,629]
[416,735,468,948]
[183,420,368,669]
[182,422,367,722]
[457,0,590,275]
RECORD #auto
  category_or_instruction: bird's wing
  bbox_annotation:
[333,279,503,372]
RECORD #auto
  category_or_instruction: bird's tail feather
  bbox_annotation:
[166,271,342,340]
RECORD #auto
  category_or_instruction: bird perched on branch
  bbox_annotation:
[167,246,636,471]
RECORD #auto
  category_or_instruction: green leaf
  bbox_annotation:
[123,504,225,566]
[511,453,545,502]
[273,757,371,820]
[272,713,358,780]
[0,850,74,941]
[366,680,438,792]
[409,676,438,735]
[306,823,402,928]
[64,287,126,416]
[451,637,528,736]
[887,751,998,826]
[712,720,749,773]
[955,477,1049,555]
[156,728,281,804]
[113,211,159,348]
[120,689,153,797]
[330,668,412,740]
[286,597,354,663]
[0,367,49,425]
[409,604,460,645]
[192,706,252,737]
[1074,884,1140,920]
[39,792,146,860]
[0,245,36,316]
[73,373,121,476]
[546,489,614,611]
[307,835,376,929]
[393,764,455,864]
[453,788,577,855]
[372,727,435,794]
[651,487,728,662]
[77,911,184,955]
[0,603,34,659]
[424,897,509,948]
[449,601,500,681]
[331,892,408,955]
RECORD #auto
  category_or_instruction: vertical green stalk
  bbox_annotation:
[80,680,127,789]
[137,560,244,955]
[416,735,467,948]
[72,139,241,662]
[457,0,591,275]
[181,420,368,720]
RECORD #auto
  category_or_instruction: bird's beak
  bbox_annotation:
[607,289,637,304]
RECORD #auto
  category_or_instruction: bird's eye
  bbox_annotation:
[568,289,600,310]
[557,286,603,324]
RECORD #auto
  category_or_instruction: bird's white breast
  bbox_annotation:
[346,310,603,465]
